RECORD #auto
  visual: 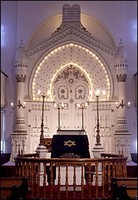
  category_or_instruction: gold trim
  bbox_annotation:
[64,140,76,147]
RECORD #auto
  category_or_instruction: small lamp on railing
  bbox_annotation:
[116,99,130,109]
[54,103,65,130]
[76,102,88,130]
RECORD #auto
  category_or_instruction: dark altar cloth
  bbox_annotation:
[51,135,90,158]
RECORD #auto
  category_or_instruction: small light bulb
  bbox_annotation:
[37,89,41,95]
[102,90,106,95]
[54,103,57,108]
[85,103,88,107]
[95,89,100,96]
[77,103,80,108]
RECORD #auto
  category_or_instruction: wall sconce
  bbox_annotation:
[116,99,130,109]
[11,100,26,109]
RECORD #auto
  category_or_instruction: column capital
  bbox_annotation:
[15,74,26,82]
[116,74,127,82]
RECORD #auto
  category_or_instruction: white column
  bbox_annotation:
[14,81,26,131]
[114,40,131,161]
[10,40,28,161]
[116,81,128,132]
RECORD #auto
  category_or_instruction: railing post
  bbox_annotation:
[123,160,127,177]
[50,163,54,199]
[57,164,61,199]
[81,164,84,199]
[36,145,49,186]
[65,164,68,198]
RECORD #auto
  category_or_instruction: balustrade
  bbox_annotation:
[15,154,127,199]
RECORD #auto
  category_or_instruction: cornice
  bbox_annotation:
[27,26,116,57]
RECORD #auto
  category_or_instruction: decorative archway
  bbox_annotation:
[31,43,111,102]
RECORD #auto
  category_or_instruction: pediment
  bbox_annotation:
[27,25,115,57]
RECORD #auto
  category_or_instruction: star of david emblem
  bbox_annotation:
[64,140,76,147]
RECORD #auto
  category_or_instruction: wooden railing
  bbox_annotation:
[14,154,127,199]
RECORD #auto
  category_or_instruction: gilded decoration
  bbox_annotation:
[60,153,80,158]
[64,140,76,147]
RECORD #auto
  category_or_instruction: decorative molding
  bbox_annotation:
[11,134,27,139]
[75,85,86,99]
[15,74,26,82]
[60,153,80,158]
[115,117,129,132]
[116,74,127,82]
[29,104,50,111]
[54,65,89,84]
[91,103,112,110]
[27,27,115,57]
[114,133,131,160]
[58,85,69,99]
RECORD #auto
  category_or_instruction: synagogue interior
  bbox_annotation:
[1,1,137,200]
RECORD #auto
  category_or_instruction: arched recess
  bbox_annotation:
[31,43,112,102]
[51,63,92,102]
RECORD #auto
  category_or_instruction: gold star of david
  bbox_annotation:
[64,140,76,147]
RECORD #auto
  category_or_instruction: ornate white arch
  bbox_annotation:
[31,43,111,101]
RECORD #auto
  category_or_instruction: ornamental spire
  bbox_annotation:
[114,39,128,82]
